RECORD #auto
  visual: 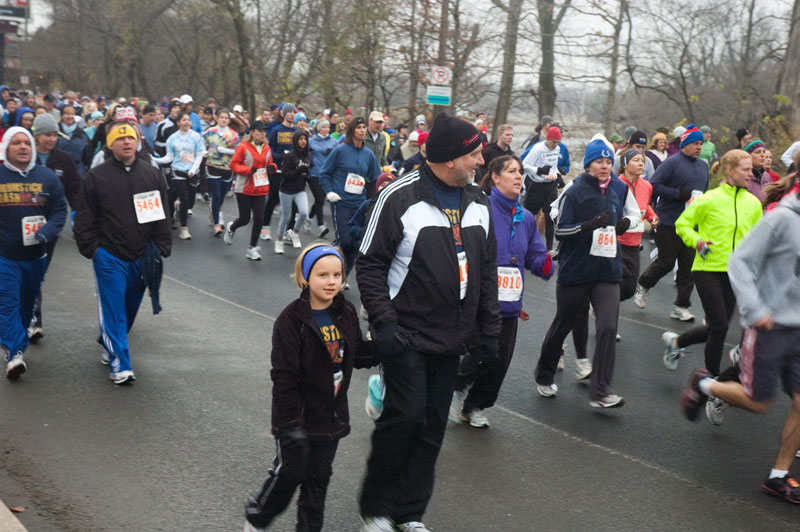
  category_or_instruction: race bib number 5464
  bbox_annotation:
[133,190,166,224]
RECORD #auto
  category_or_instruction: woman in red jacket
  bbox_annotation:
[225,121,276,260]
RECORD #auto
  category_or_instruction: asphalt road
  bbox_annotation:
[1,198,797,532]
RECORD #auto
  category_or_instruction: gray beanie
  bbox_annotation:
[33,113,58,136]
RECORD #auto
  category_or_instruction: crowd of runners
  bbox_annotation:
[1,87,799,531]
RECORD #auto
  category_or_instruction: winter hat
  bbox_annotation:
[114,107,139,124]
[628,130,647,146]
[1,126,36,173]
[736,128,749,142]
[652,132,667,144]
[375,172,396,191]
[624,125,637,140]
[425,113,482,163]
[315,119,330,132]
[744,139,765,154]
[680,124,703,148]
[583,138,614,168]
[294,113,307,124]
[546,126,562,141]
[540,115,554,127]
[106,122,139,146]
[672,126,686,139]
[700,125,711,134]
[621,149,644,168]
[142,104,156,115]
[417,131,429,146]
[281,103,296,115]
[32,113,58,136]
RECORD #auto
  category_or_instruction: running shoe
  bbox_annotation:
[679,368,711,421]
[187,209,193,216]
[302,218,313,233]
[317,224,329,238]
[537,383,558,397]
[762,475,800,504]
[557,356,565,370]
[28,326,44,343]
[5,352,26,379]
[589,394,624,408]
[246,247,262,260]
[178,227,192,240]
[213,224,224,236]
[662,331,686,370]
[705,397,727,426]
[616,334,622,342]
[728,344,741,365]
[575,358,592,380]
[670,306,695,322]
[260,226,271,241]
[224,222,235,245]
[360,516,395,532]
[288,230,302,248]
[202,192,211,203]
[467,409,490,428]
[274,239,285,254]
[243,520,266,532]
[633,284,648,309]
[100,349,110,365]
[398,522,431,532]
[448,389,468,423]
[110,370,136,385]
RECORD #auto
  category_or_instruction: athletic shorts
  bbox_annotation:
[739,326,800,401]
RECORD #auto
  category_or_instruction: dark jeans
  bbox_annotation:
[457,316,518,412]
[638,224,695,308]
[231,193,267,247]
[308,176,326,226]
[263,171,282,227]
[359,350,459,523]
[331,203,359,275]
[620,244,641,301]
[207,167,232,225]
[536,282,620,400]
[245,438,339,532]
[676,271,736,376]
[523,181,557,250]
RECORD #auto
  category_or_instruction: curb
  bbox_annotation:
[0,500,28,532]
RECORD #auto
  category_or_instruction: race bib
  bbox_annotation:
[21,215,46,246]
[179,150,194,163]
[497,266,523,302]
[685,189,703,209]
[133,190,166,224]
[590,226,617,258]
[344,173,365,195]
[458,251,468,300]
[253,168,268,187]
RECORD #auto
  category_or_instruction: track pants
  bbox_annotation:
[231,194,267,247]
[638,224,695,308]
[331,203,359,275]
[456,317,518,412]
[359,350,459,523]
[245,439,338,532]
[93,247,144,373]
[536,282,620,401]
[171,174,191,226]
[676,270,737,376]
[30,237,58,330]
[0,255,47,360]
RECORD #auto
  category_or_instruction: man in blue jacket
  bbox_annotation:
[0,126,67,379]
[634,124,708,322]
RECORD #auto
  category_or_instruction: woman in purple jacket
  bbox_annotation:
[449,155,553,428]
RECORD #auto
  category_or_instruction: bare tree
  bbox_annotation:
[491,0,525,139]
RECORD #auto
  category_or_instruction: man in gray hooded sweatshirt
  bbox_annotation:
[678,194,800,504]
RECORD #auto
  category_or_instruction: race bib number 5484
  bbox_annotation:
[133,190,166,224]
[22,215,46,246]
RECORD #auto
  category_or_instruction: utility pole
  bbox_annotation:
[432,0,449,117]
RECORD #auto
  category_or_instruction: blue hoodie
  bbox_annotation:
[319,142,381,208]
[308,133,339,178]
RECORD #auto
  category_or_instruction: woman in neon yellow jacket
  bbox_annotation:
[661,149,763,376]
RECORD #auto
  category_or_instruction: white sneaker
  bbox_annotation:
[448,389,468,423]
[246,247,262,260]
[633,284,648,309]
[661,331,686,370]
[6,352,26,379]
[575,358,592,380]
[178,227,191,240]
[110,370,135,385]
[101,349,110,365]
[467,409,490,428]
[224,221,235,245]
[213,225,224,236]
[398,522,431,532]
[537,383,558,397]
[243,520,266,532]
[589,394,624,408]
[317,224,329,238]
[288,230,301,248]
[274,239,285,254]
[302,218,313,233]
[557,356,565,370]
[670,305,695,322]
[260,227,271,241]
[360,516,395,532]
[28,326,43,342]
[705,397,726,426]
[187,209,193,216]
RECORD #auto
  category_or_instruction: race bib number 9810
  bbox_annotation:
[497,266,523,301]
[133,190,166,224]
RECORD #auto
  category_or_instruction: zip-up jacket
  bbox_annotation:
[230,140,276,196]
[364,130,388,166]
[554,172,623,285]
[319,141,381,208]
[74,156,172,261]
[308,133,338,178]
[356,163,501,354]
[675,182,762,272]
[650,151,709,226]
[280,130,311,194]
[154,118,178,158]
[617,174,657,247]
[271,290,377,439]
[38,148,81,210]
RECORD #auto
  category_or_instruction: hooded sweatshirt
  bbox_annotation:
[0,127,68,260]
[308,132,339,178]
[728,194,800,328]
[280,130,311,194]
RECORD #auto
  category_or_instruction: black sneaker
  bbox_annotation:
[762,476,800,504]
[679,368,711,422]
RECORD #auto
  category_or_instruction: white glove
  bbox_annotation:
[327,192,342,203]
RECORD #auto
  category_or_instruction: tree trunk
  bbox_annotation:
[536,0,570,118]
[603,0,626,137]
[492,0,523,140]
[779,0,800,129]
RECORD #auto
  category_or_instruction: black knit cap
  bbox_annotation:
[426,113,483,163]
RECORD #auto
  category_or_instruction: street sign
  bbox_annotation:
[431,66,452,86]
[426,85,452,106]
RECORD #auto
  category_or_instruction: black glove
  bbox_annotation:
[582,210,610,232]
[537,165,552,176]
[267,165,277,177]
[679,188,693,203]
[277,426,308,452]
[615,217,631,235]
[477,335,499,361]
[376,323,404,359]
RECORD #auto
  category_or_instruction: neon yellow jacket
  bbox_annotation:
[675,182,762,272]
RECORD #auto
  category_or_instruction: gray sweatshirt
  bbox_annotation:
[728,194,800,328]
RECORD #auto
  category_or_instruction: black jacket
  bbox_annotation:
[356,163,501,355]
[74,156,172,261]
[280,130,311,194]
[39,148,81,210]
[271,290,377,440]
